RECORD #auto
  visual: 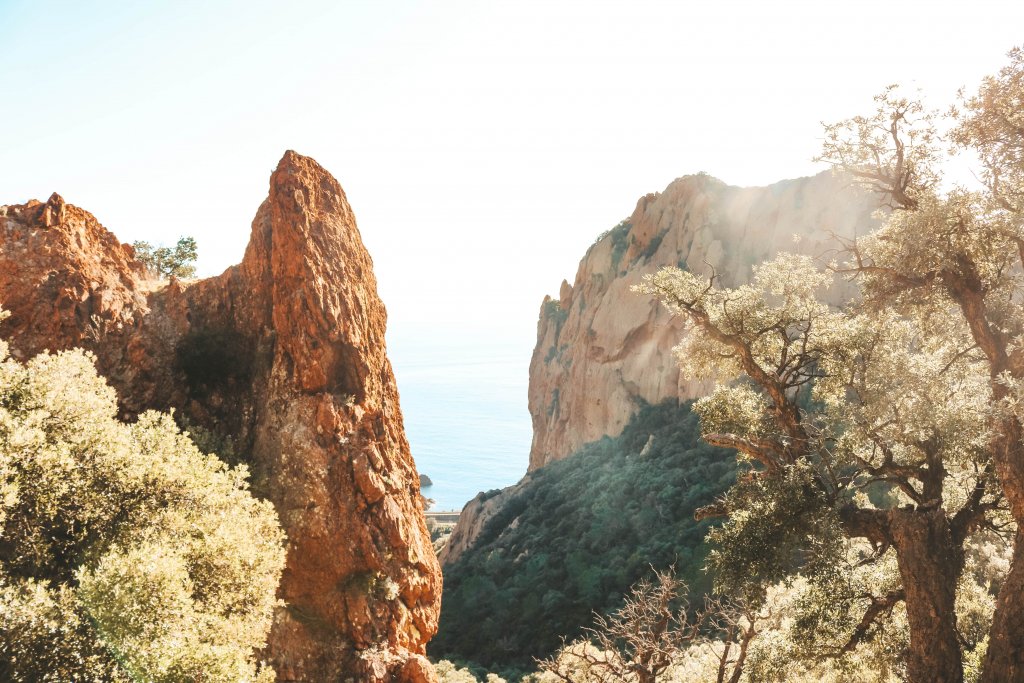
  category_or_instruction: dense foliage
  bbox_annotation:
[0,322,286,682]
[635,48,1024,683]
[432,400,735,678]
[522,535,1006,683]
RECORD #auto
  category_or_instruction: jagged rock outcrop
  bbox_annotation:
[0,152,441,682]
[437,481,525,566]
[0,192,146,359]
[527,171,880,470]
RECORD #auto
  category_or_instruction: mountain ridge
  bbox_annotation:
[442,170,880,568]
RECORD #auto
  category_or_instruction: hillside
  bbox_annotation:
[433,169,882,678]
[444,170,880,568]
[431,400,735,678]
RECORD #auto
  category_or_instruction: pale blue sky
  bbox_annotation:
[2,0,1022,353]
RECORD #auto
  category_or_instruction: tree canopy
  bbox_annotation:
[0,314,286,682]
[638,47,1024,683]
[132,236,199,279]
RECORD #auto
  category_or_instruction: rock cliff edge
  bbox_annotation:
[528,170,879,470]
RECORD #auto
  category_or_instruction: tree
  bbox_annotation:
[535,567,704,683]
[434,661,508,683]
[700,592,780,683]
[817,48,1024,683]
[0,314,286,682]
[637,48,1024,682]
[132,236,198,279]
[704,570,913,683]
[638,252,997,683]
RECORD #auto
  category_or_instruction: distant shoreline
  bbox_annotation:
[425,511,461,523]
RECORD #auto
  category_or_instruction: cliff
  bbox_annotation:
[528,170,880,469]
[0,152,441,682]
[437,483,524,566]
[440,170,879,567]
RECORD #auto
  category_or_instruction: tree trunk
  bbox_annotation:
[890,508,963,683]
[980,527,1024,683]
[979,413,1024,683]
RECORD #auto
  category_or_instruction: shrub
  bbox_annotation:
[0,322,285,682]
[608,220,632,271]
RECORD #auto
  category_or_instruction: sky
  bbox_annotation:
[2,0,1022,356]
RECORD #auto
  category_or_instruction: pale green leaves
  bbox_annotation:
[0,339,285,682]
[818,85,941,210]
[694,385,773,442]
[636,254,837,385]
[953,47,1024,213]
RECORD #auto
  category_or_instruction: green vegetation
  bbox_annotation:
[593,218,634,271]
[543,344,559,363]
[542,301,570,363]
[0,320,285,682]
[132,236,198,279]
[642,227,668,262]
[431,400,735,678]
[546,387,559,417]
[592,216,666,268]
[608,220,632,272]
[543,299,569,333]
[631,48,1024,682]
[436,660,508,683]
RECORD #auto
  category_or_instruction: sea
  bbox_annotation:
[388,330,534,512]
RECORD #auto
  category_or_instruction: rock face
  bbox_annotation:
[0,152,441,682]
[0,192,147,360]
[439,171,879,567]
[527,170,880,470]
[437,482,524,566]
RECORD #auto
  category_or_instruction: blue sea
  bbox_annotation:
[388,330,533,512]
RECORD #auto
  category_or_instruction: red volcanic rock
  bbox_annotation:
[0,192,145,360]
[0,152,441,682]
